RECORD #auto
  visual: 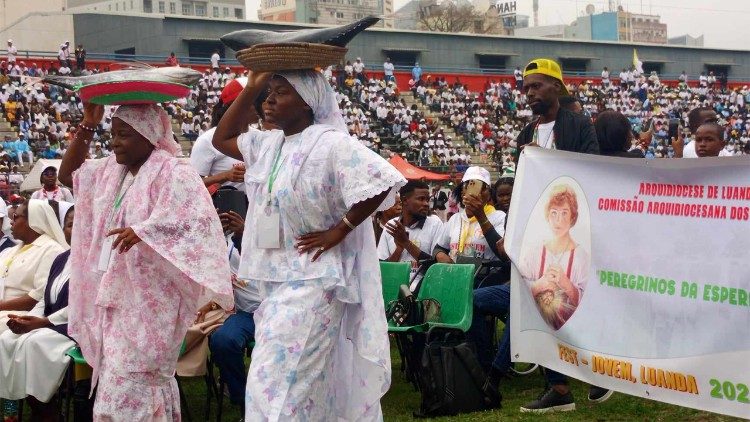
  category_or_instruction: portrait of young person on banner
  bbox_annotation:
[519,180,591,330]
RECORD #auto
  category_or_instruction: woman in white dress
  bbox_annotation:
[0,199,68,334]
[213,70,406,421]
[0,202,74,421]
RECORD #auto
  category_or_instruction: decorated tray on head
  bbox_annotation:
[37,65,202,105]
[221,16,379,72]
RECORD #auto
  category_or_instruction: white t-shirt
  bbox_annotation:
[7,46,17,63]
[353,61,365,73]
[377,215,443,289]
[601,70,610,80]
[383,62,394,76]
[437,209,506,262]
[211,53,220,68]
[536,120,556,149]
[189,127,245,191]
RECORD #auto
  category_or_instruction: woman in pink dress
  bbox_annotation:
[59,103,233,421]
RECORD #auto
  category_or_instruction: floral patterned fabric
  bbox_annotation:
[68,147,234,418]
[246,280,345,420]
[237,123,405,420]
[92,307,182,422]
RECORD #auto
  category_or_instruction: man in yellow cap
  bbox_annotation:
[514,58,598,154]
[512,59,608,413]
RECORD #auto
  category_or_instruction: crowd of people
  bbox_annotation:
[0,40,748,421]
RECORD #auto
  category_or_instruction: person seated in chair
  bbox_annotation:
[378,180,443,291]
[0,202,74,421]
[0,199,68,335]
[201,206,260,410]
[434,167,506,269]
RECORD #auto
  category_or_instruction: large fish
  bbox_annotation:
[34,66,203,105]
[220,16,380,51]
[38,66,202,91]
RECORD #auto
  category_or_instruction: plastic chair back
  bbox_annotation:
[380,261,411,306]
[417,263,474,332]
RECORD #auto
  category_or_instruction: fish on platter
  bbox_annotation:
[220,16,380,51]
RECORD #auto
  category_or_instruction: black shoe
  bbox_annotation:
[588,385,613,403]
[520,385,575,413]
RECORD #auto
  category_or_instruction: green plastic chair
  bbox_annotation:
[66,346,87,365]
[380,261,411,307]
[388,263,474,334]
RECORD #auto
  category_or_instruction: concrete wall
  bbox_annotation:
[70,13,750,79]
[0,13,74,52]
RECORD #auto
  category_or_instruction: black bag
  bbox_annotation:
[386,285,441,327]
[416,332,501,417]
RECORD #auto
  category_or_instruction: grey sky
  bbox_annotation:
[244,0,750,50]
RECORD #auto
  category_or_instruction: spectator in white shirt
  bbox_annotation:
[383,58,395,83]
[378,180,443,290]
[601,67,610,87]
[353,57,365,83]
[6,40,17,63]
[210,50,221,69]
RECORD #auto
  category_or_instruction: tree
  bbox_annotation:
[417,1,483,33]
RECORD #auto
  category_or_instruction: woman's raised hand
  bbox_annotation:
[249,71,271,90]
[82,102,105,127]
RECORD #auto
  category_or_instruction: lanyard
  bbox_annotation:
[267,143,285,206]
[113,172,134,212]
[105,172,135,232]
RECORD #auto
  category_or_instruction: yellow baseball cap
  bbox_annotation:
[523,58,569,95]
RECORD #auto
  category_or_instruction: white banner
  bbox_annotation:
[506,148,750,419]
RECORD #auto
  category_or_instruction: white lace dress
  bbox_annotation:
[237,125,406,421]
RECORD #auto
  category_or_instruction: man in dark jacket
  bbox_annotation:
[515,58,599,155]
[515,59,611,414]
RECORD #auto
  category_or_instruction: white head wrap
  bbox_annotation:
[57,201,74,229]
[277,70,348,134]
[112,104,182,156]
[27,199,68,247]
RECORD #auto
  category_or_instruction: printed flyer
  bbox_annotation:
[505,147,750,418]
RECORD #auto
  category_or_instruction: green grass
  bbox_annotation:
[174,345,742,422]
[13,343,741,421]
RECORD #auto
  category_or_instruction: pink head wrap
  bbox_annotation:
[112,104,182,156]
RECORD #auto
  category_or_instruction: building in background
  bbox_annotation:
[669,34,704,47]
[392,0,525,35]
[621,11,666,43]
[66,0,245,19]
[524,6,667,44]
[258,0,393,28]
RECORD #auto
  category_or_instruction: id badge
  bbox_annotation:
[256,205,281,249]
[98,237,114,272]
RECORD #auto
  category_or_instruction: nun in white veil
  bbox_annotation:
[0,199,68,334]
[0,202,75,415]
[212,70,406,421]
